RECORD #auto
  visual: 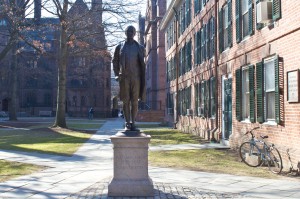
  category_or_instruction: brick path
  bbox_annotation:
[68,180,246,199]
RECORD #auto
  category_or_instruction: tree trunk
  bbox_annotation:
[53,16,68,128]
[8,44,18,121]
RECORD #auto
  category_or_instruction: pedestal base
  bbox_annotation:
[108,177,154,197]
[108,130,154,197]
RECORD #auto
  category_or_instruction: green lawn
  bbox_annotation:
[149,149,281,179]
[0,119,104,156]
[0,160,46,182]
[67,123,103,129]
[0,127,94,156]
[143,128,205,145]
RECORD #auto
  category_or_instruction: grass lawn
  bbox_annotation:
[0,118,104,156]
[143,128,206,146]
[0,160,46,182]
[149,149,281,179]
[144,128,298,180]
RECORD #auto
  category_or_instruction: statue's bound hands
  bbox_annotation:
[115,76,119,82]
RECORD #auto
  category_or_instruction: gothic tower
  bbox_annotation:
[34,0,41,23]
[91,0,102,23]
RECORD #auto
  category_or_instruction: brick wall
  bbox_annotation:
[162,0,300,170]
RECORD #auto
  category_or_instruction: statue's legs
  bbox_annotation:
[130,77,140,130]
[122,78,131,130]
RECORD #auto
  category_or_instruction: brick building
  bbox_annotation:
[160,0,300,169]
[144,0,167,111]
[0,0,111,118]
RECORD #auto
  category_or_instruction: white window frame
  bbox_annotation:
[241,0,249,38]
[264,56,276,123]
[241,66,250,121]
[223,3,229,49]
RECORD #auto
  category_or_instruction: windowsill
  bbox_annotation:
[241,119,251,123]
[241,35,251,43]
[263,120,277,126]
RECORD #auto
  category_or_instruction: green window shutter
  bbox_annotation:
[197,31,201,64]
[166,61,169,82]
[204,24,207,60]
[272,0,281,21]
[274,55,280,124]
[195,0,199,15]
[235,0,242,43]
[200,81,205,117]
[228,0,233,47]
[249,65,255,123]
[256,61,264,123]
[190,41,192,70]
[235,69,242,121]
[194,32,198,65]
[210,77,216,117]
[204,80,209,117]
[211,17,215,58]
[200,27,204,63]
[218,9,224,52]
[206,22,209,59]
[248,0,254,36]
[256,0,263,30]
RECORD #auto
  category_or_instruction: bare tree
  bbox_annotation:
[41,0,144,128]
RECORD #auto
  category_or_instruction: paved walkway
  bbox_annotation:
[0,118,300,198]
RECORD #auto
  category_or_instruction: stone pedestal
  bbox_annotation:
[108,131,154,197]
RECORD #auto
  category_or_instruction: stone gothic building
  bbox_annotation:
[0,0,111,118]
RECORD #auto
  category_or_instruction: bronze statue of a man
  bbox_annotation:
[113,25,146,131]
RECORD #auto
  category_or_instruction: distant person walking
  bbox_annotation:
[88,107,94,120]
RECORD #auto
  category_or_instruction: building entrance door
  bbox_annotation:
[222,76,232,144]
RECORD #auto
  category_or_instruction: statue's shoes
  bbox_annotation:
[125,123,131,131]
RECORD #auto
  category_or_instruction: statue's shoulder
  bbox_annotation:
[115,42,124,50]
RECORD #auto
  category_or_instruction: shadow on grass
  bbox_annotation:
[0,126,96,157]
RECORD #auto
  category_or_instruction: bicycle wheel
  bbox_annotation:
[267,147,283,174]
[239,142,262,167]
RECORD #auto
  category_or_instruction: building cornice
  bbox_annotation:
[160,0,182,31]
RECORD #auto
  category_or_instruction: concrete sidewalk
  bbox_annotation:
[0,118,299,198]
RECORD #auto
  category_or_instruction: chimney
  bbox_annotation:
[34,0,41,23]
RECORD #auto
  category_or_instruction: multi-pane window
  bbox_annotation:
[210,77,216,118]
[179,0,191,35]
[264,58,276,121]
[194,30,201,65]
[167,92,174,115]
[166,57,176,82]
[166,19,175,50]
[179,41,192,76]
[256,57,280,124]
[236,56,281,124]
[236,0,253,42]
[219,1,232,52]
[224,4,229,47]
[242,67,250,120]
[236,65,255,122]
[241,0,249,38]
[199,80,207,117]
[208,17,215,59]
[195,83,200,116]
[178,87,191,116]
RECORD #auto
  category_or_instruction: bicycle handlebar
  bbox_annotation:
[244,127,260,138]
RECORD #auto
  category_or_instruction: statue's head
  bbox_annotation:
[125,25,136,40]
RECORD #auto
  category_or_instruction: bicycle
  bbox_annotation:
[239,127,283,174]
